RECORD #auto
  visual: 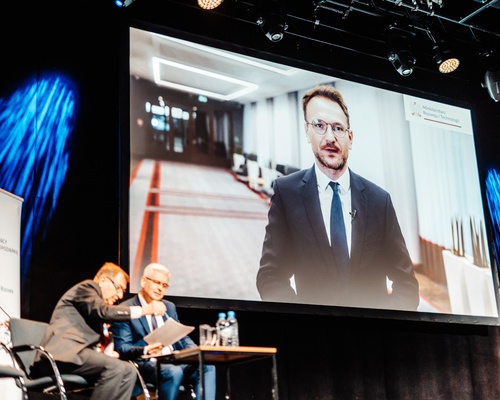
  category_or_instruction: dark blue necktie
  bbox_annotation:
[151,315,158,331]
[329,182,349,272]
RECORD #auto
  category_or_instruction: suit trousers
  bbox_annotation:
[138,359,216,400]
[56,348,137,400]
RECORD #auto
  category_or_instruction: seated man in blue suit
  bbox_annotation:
[112,263,216,400]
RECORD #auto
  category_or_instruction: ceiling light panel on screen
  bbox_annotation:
[153,57,259,101]
[153,33,297,76]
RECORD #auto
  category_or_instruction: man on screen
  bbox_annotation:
[256,84,420,311]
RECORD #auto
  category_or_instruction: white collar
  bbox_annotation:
[314,164,350,193]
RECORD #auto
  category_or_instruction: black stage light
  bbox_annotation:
[433,42,460,73]
[257,0,287,42]
[257,13,287,42]
[482,68,500,102]
[388,50,416,77]
[386,26,416,77]
[198,0,224,10]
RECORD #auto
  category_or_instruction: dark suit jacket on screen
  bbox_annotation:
[37,280,133,365]
[256,167,419,311]
[112,295,196,360]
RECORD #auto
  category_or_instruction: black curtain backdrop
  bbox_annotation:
[2,0,500,399]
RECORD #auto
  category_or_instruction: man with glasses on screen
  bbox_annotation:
[112,263,216,400]
[32,262,167,400]
[256,84,420,311]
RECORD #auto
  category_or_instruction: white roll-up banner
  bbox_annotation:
[0,188,23,400]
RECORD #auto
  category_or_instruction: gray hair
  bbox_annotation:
[143,263,171,279]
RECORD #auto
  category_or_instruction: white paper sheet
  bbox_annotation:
[144,318,194,346]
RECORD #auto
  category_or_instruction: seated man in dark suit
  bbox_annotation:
[112,263,216,400]
[32,262,167,400]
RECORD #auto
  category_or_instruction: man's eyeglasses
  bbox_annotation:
[305,119,349,138]
[145,276,170,289]
[106,276,126,295]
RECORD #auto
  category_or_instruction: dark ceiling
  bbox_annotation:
[288,0,500,71]
[124,0,500,99]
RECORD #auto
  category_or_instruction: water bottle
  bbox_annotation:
[216,312,229,346]
[226,311,239,347]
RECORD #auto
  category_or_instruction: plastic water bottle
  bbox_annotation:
[226,311,239,347]
[216,312,229,346]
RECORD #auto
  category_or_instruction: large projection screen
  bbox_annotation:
[125,25,500,325]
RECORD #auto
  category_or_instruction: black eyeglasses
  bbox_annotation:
[305,119,349,138]
[106,276,126,295]
[145,276,170,289]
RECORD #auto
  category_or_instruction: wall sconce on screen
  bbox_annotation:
[198,0,224,10]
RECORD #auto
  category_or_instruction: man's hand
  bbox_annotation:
[107,350,120,359]
[145,342,164,356]
[142,301,167,316]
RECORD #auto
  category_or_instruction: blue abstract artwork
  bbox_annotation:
[0,73,78,282]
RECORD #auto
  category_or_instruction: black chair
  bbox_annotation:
[6,317,92,400]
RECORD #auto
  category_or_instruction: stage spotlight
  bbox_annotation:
[433,42,460,73]
[198,0,224,10]
[388,50,416,77]
[115,0,135,7]
[482,68,500,102]
[257,13,287,42]
[257,0,287,42]
[386,26,416,77]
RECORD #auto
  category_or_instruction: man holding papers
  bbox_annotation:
[112,263,216,400]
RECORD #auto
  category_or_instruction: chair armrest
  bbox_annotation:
[9,343,67,397]
[0,342,30,400]
[0,342,24,374]
[0,364,24,378]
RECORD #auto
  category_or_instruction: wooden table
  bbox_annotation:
[154,345,279,400]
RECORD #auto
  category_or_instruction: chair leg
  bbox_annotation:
[128,361,151,400]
